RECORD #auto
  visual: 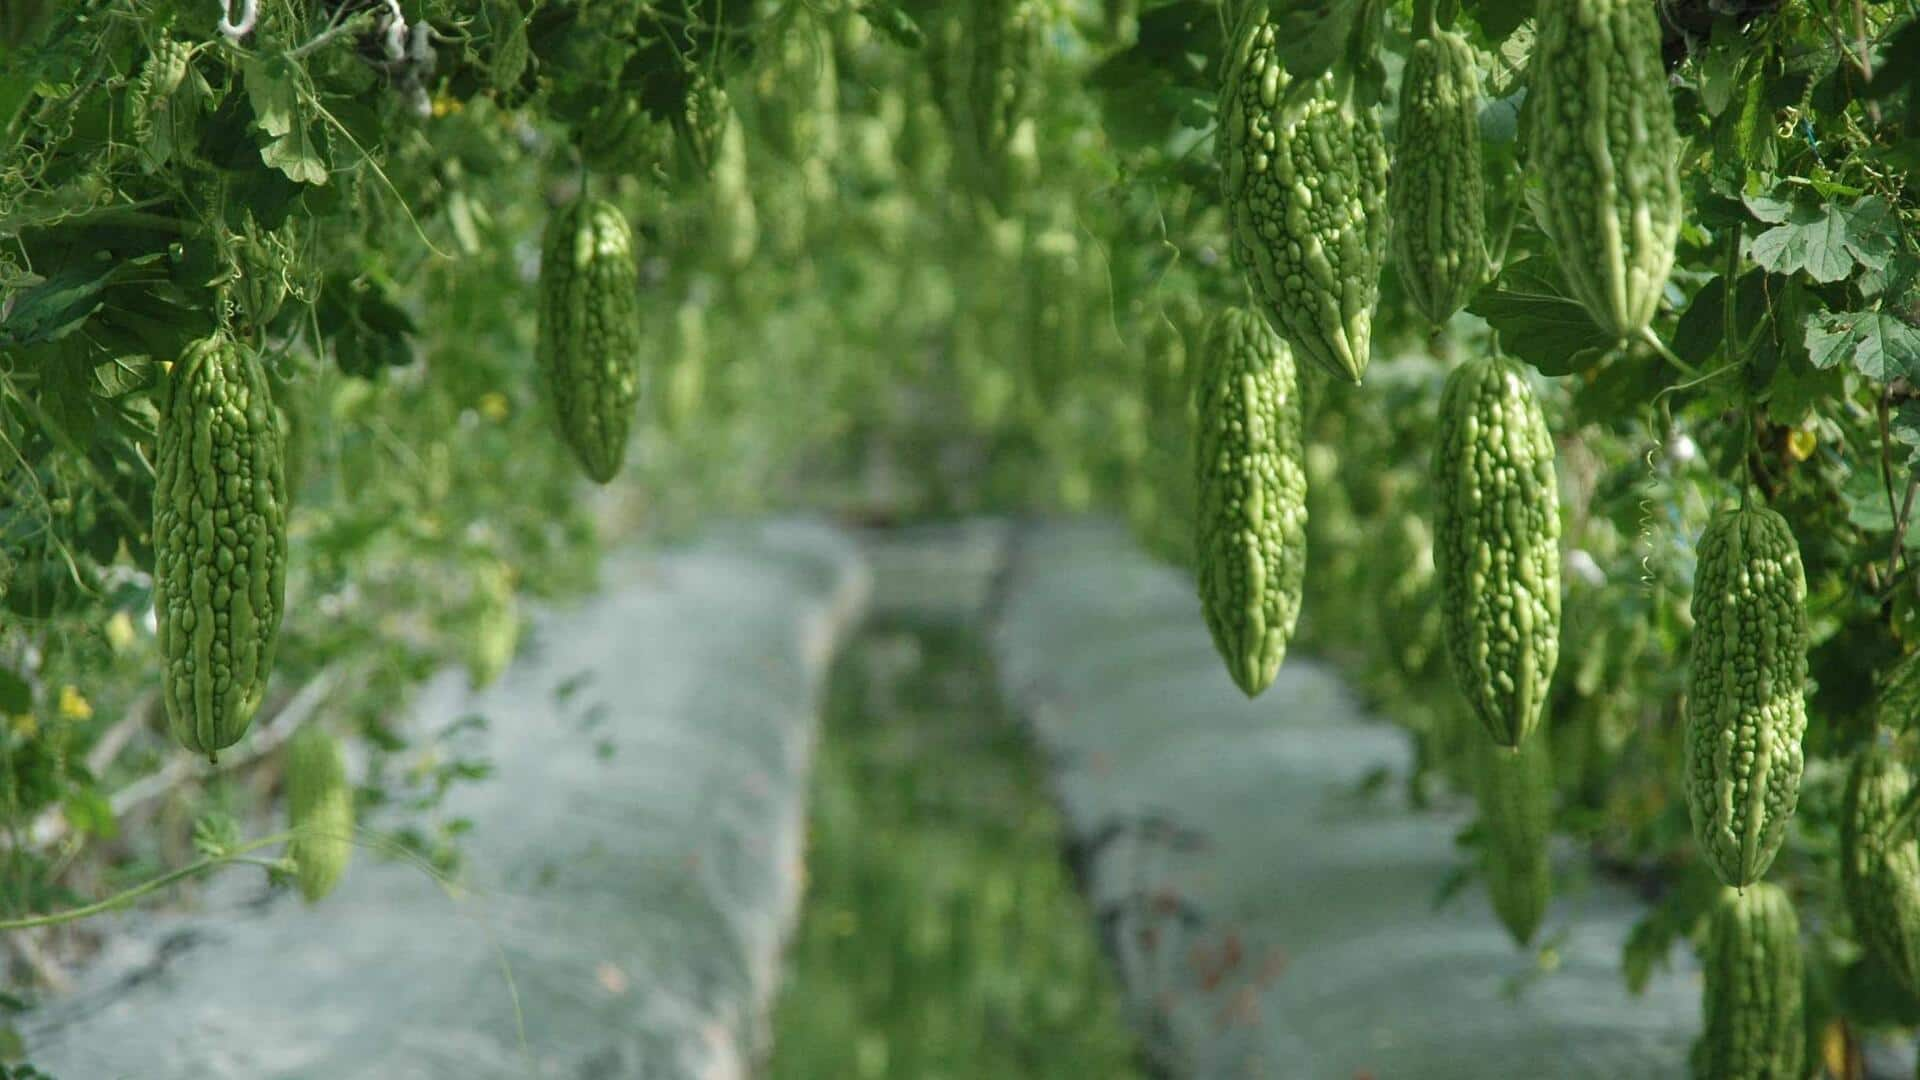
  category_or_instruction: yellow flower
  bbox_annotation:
[59,685,93,721]
[11,714,37,738]
[106,611,137,652]
[479,391,511,422]
[1786,428,1817,462]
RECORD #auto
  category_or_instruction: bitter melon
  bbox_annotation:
[1126,309,1199,571]
[1432,356,1562,747]
[708,106,760,270]
[285,725,353,903]
[1475,731,1552,946]
[1193,307,1307,697]
[1841,738,1920,995]
[1692,883,1805,1080]
[1684,506,1808,887]
[579,98,673,178]
[926,0,1042,209]
[537,195,642,483]
[1527,0,1682,339]
[154,334,289,757]
[1388,19,1487,325]
[1217,3,1389,384]
[677,69,730,179]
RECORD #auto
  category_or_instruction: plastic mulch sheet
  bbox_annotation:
[24,520,868,1080]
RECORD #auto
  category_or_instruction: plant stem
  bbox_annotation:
[0,833,291,931]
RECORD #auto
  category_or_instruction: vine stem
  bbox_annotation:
[0,833,291,930]
[1888,478,1918,584]
[1724,220,1755,505]
[1639,326,1700,380]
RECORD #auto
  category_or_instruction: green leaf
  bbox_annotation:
[1840,196,1899,272]
[1742,191,1794,224]
[1748,202,1854,283]
[0,254,120,348]
[1804,310,1920,381]
[1746,196,1899,284]
[241,55,298,139]
[1465,0,1530,42]
[0,667,31,714]
[261,127,329,185]
[61,787,117,840]
[1766,354,1839,427]
[1842,467,1915,536]
[1267,0,1368,86]
[857,1,925,49]
[1891,402,1920,473]
[1466,259,1617,375]
[243,55,326,185]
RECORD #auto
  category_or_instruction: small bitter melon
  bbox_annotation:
[1193,307,1307,697]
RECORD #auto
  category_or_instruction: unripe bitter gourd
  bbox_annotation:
[1841,738,1920,995]
[1433,356,1561,747]
[1527,0,1682,339]
[538,196,642,484]
[1692,883,1805,1080]
[1193,307,1307,697]
[285,725,354,902]
[1217,4,1389,384]
[1388,20,1487,325]
[1684,506,1808,888]
[154,334,289,757]
[1475,731,1552,946]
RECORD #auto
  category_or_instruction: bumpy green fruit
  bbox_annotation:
[1433,356,1561,747]
[464,558,519,690]
[1841,739,1920,994]
[1105,0,1139,48]
[130,32,205,172]
[154,335,288,757]
[661,298,708,434]
[758,13,839,168]
[538,196,642,483]
[1475,732,1552,946]
[677,70,730,179]
[1217,4,1389,384]
[1684,506,1808,887]
[1692,883,1805,1080]
[579,97,673,178]
[285,725,353,903]
[1388,23,1487,324]
[1193,308,1307,697]
[1527,0,1682,339]
[1126,310,1198,571]
[488,0,529,94]
[929,0,1043,209]
[708,108,760,270]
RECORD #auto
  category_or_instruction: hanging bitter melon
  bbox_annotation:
[1684,506,1808,887]
[537,195,643,483]
[1388,17,1487,325]
[1692,883,1805,1080]
[1217,3,1389,383]
[1432,356,1562,747]
[1840,738,1920,995]
[153,334,289,758]
[1526,0,1682,338]
[1193,307,1307,697]
[1475,731,1552,946]
[285,725,354,903]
